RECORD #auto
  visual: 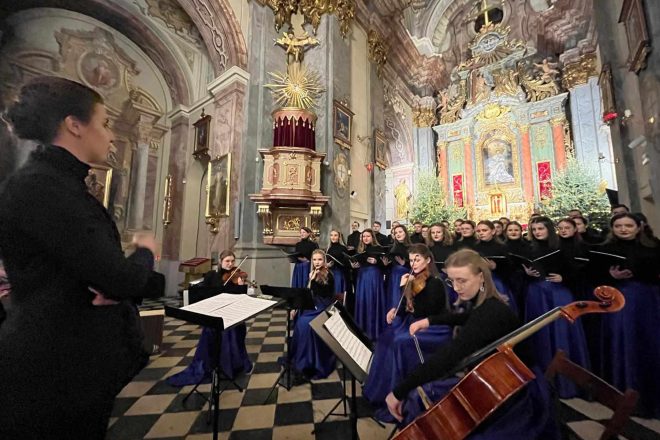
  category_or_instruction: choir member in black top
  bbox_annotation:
[0,77,165,439]
[426,222,455,267]
[456,220,478,250]
[386,249,558,439]
[594,213,660,418]
[352,229,388,340]
[410,221,425,243]
[383,224,411,309]
[474,221,516,310]
[557,218,591,297]
[453,219,464,241]
[289,249,337,380]
[346,221,361,251]
[291,227,319,288]
[504,221,529,255]
[504,221,529,316]
[493,220,504,238]
[573,215,603,244]
[326,229,349,300]
[373,221,392,246]
[523,216,589,398]
[364,244,452,422]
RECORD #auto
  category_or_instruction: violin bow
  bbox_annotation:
[394,258,418,316]
[223,255,249,287]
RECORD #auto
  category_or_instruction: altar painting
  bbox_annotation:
[476,129,519,192]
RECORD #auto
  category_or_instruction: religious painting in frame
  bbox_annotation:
[206,153,231,219]
[193,110,212,160]
[598,63,617,121]
[475,128,520,193]
[85,165,113,208]
[374,129,388,170]
[619,0,651,73]
[333,100,354,149]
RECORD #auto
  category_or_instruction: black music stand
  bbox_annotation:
[165,292,279,440]
[260,284,315,402]
[182,284,248,415]
[310,301,374,440]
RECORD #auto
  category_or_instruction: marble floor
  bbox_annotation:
[105,298,660,440]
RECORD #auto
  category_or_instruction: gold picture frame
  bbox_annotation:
[598,63,617,119]
[619,0,651,73]
[192,110,212,160]
[333,100,354,149]
[206,153,231,220]
[86,165,113,208]
[374,129,388,170]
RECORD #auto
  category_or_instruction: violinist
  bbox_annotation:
[386,249,558,439]
[166,250,252,387]
[202,250,248,287]
[364,244,451,423]
[288,249,336,381]
[291,227,319,288]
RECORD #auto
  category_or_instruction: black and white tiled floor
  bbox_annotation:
[107,298,660,439]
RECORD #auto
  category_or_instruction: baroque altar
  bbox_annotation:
[434,22,572,222]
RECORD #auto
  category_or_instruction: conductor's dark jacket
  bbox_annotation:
[0,145,165,439]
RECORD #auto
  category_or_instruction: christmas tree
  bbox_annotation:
[542,158,610,228]
[409,169,467,225]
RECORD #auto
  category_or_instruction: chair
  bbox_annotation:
[545,350,640,440]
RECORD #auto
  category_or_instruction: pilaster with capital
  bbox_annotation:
[551,116,567,170]
[437,141,449,197]
[412,96,437,170]
[519,124,534,202]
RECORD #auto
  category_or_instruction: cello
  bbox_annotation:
[394,285,625,440]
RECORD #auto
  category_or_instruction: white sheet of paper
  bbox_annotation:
[323,312,372,374]
[180,293,277,328]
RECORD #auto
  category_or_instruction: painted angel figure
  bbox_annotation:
[534,58,560,83]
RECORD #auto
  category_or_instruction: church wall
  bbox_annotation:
[349,24,372,227]
[595,0,660,230]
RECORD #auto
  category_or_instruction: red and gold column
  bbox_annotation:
[519,124,534,203]
[463,137,474,207]
[551,117,567,170]
[437,141,449,200]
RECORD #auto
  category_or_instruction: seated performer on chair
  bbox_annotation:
[386,249,559,440]
[288,249,337,380]
[363,244,452,423]
[167,250,252,386]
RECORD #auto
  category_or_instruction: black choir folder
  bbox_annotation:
[310,302,374,383]
[509,250,561,278]
[343,246,388,265]
[281,249,303,263]
[325,253,345,267]
[587,250,629,269]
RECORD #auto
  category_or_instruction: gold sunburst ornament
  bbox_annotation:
[265,65,324,110]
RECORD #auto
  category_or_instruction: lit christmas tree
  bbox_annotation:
[542,158,611,229]
[409,169,467,225]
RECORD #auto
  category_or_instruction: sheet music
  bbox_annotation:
[323,312,372,373]
[180,294,278,328]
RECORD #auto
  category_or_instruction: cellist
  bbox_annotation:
[386,249,559,439]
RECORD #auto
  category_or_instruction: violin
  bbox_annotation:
[403,267,431,313]
[394,286,625,440]
[222,267,248,285]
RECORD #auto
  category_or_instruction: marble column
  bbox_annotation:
[127,116,153,230]
[412,97,437,171]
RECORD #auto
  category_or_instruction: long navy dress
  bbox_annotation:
[505,238,530,316]
[291,239,318,288]
[166,269,252,386]
[289,273,337,379]
[523,241,590,398]
[364,276,452,422]
[594,240,660,418]
[385,242,409,310]
[474,239,517,312]
[327,242,349,299]
[354,245,388,341]
[393,297,559,439]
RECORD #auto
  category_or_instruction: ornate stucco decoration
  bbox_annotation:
[384,81,406,120]
[561,53,598,90]
[260,0,355,38]
[518,59,561,102]
[141,0,201,45]
[412,95,437,127]
[462,23,527,70]
[368,29,388,79]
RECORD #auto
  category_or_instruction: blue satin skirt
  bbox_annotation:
[331,267,348,296]
[493,273,518,313]
[291,261,311,288]
[600,280,660,418]
[289,296,337,380]
[525,280,590,397]
[364,315,452,422]
[400,367,559,440]
[386,263,409,310]
[166,324,252,386]
[354,265,388,341]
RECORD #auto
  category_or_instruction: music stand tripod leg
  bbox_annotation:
[263,306,294,404]
[211,326,223,440]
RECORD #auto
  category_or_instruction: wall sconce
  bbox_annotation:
[162,174,173,228]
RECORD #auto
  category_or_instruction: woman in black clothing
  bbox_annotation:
[573,215,603,245]
[202,250,247,287]
[504,221,529,254]
[504,221,529,316]
[291,226,319,288]
[456,220,478,249]
[326,229,349,301]
[474,221,516,310]
[384,224,411,309]
[556,218,590,296]
[0,77,165,439]
[426,222,455,266]
[364,244,452,422]
[385,249,557,439]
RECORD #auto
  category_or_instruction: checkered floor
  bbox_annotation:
[106,298,660,440]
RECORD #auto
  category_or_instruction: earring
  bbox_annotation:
[480,283,485,292]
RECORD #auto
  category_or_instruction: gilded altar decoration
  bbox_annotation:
[251,29,329,245]
[562,53,598,90]
[260,0,355,39]
[368,29,387,79]
[86,166,113,208]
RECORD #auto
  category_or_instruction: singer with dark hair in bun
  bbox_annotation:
[0,76,165,439]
